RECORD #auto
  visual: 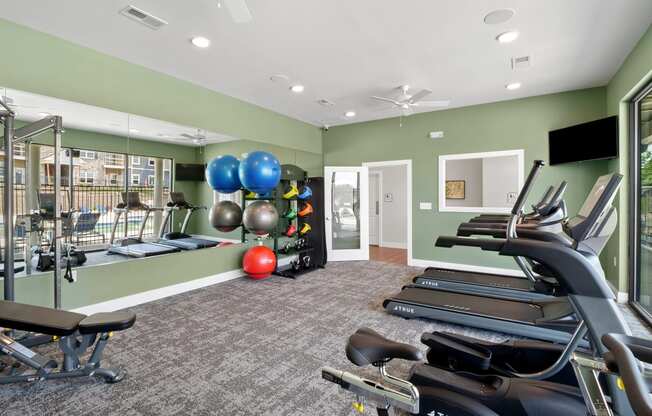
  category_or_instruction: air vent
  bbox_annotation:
[119,5,168,30]
[511,55,532,70]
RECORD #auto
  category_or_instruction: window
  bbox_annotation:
[79,171,95,184]
[631,80,652,324]
[108,173,119,185]
[14,168,25,185]
[14,143,26,158]
[104,153,124,167]
[148,158,156,167]
[131,156,141,166]
[79,150,96,160]
[148,175,155,186]
[131,174,140,185]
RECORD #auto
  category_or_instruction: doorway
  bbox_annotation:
[363,160,412,265]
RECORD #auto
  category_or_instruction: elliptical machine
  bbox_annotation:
[322,172,648,416]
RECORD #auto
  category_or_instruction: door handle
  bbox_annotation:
[375,201,379,215]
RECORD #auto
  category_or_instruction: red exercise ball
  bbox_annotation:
[243,245,276,280]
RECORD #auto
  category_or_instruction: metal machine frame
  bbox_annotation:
[2,98,65,308]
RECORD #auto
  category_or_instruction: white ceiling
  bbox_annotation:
[1,88,237,146]
[1,1,651,127]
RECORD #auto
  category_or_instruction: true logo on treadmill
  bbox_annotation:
[427,410,447,416]
[393,305,415,314]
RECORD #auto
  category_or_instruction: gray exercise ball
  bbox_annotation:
[242,201,279,236]
[209,201,243,232]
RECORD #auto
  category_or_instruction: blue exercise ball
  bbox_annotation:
[238,151,281,194]
[206,155,241,193]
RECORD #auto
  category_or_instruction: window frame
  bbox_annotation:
[131,156,141,166]
[629,79,652,325]
[131,173,141,185]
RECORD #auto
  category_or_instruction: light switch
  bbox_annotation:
[419,202,433,210]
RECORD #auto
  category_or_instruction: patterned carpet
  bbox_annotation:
[0,260,649,415]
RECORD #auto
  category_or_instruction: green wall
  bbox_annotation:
[603,24,652,293]
[324,88,609,271]
[0,18,322,154]
[195,140,323,239]
[1,244,246,309]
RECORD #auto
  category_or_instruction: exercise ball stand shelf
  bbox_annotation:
[247,164,326,279]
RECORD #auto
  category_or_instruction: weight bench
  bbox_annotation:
[0,300,136,384]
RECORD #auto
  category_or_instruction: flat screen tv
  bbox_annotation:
[175,163,206,181]
[548,116,618,165]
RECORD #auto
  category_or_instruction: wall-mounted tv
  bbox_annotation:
[175,163,206,181]
[548,116,618,166]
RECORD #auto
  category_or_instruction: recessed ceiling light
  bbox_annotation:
[290,85,305,93]
[496,31,519,43]
[191,36,211,48]
[506,82,522,90]
[129,128,140,133]
[484,9,515,25]
[38,112,51,117]
[344,111,356,118]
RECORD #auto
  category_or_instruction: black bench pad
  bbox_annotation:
[78,311,136,334]
[0,300,85,336]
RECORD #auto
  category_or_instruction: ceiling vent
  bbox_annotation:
[511,55,532,70]
[119,5,168,30]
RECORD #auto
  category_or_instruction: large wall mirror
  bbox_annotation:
[438,149,524,213]
[0,86,243,276]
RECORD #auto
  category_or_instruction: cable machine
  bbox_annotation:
[1,97,66,308]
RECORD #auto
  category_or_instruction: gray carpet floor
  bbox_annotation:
[0,260,650,415]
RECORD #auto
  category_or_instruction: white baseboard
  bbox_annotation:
[72,256,295,315]
[606,279,629,303]
[408,257,525,277]
[380,241,407,249]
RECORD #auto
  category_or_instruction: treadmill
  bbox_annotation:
[414,162,572,301]
[384,168,623,344]
[156,192,219,250]
[107,192,181,258]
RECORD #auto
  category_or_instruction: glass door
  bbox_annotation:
[324,166,369,261]
[632,81,652,323]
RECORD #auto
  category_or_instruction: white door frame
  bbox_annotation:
[368,170,383,246]
[324,166,370,261]
[362,160,412,261]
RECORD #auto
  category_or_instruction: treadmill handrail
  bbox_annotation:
[511,160,545,217]
[435,236,506,251]
[499,238,613,298]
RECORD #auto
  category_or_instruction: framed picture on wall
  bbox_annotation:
[445,180,465,199]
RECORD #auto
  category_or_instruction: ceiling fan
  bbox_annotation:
[371,85,450,116]
[181,130,208,145]
[217,0,252,23]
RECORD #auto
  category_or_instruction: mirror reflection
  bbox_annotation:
[0,87,242,276]
[438,150,524,213]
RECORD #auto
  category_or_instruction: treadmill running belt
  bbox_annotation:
[418,268,533,291]
[159,238,219,250]
[386,286,544,324]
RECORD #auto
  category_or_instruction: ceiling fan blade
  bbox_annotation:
[407,89,432,104]
[371,96,401,106]
[412,100,451,108]
[180,133,197,139]
[223,0,252,23]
